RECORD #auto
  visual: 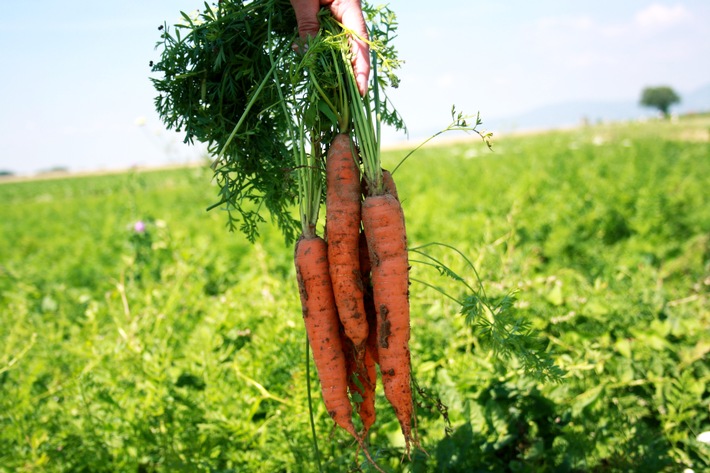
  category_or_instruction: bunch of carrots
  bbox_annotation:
[296,144,413,447]
[154,2,494,466]
[290,11,416,464]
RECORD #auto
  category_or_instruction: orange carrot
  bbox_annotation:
[381,169,399,200]
[296,235,385,472]
[358,345,377,437]
[342,328,376,435]
[294,235,358,439]
[361,168,398,201]
[326,133,368,349]
[360,230,379,367]
[361,191,414,450]
[360,333,377,435]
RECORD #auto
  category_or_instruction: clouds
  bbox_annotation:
[387,0,710,140]
[634,4,691,30]
[526,2,708,90]
[535,2,695,43]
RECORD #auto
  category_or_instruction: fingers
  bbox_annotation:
[293,0,371,96]
[329,0,370,95]
[290,0,320,39]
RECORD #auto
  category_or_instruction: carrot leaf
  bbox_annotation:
[410,243,565,383]
[152,0,302,244]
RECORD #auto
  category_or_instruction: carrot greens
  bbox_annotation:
[152,0,302,243]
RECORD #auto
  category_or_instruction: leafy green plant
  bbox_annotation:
[151,0,301,243]
[1,118,709,471]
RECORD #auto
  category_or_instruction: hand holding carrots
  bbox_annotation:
[289,0,370,95]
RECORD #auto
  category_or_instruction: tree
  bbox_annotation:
[640,86,681,118]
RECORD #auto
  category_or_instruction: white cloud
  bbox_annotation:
[536,4,693,41]
[634,4,691,30]
[530,3,701,72]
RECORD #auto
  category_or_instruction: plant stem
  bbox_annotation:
[409,277,463,305]
[347,60,381,193]
[409,241,487,297]
[391,115,491,176]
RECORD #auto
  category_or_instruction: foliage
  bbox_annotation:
[1,117,709,471]
[150,1,408,246]
[639,85,681,118]
[151,0,302,244]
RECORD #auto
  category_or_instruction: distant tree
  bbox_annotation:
[640,86,681,118]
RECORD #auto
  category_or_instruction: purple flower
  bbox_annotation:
[134,221,146,233]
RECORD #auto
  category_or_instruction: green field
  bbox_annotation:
[1,117,709,472]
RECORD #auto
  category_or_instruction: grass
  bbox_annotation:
[1,115,709,472]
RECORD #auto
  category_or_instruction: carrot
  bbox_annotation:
[361,191,414,450]
[326,133,368,350]
[360,230,379,367]
[361,168,398,201]
[360,330,377,435]
[381,169,399,200]
[342,26,415,452]
[295,235,358,439]
[361,228,380,436]
[341,327,376,436]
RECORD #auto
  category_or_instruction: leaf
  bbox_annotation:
[571,384,605,417]
[546,283,564,306]
[317,100,338,128]
[614,338,632,359]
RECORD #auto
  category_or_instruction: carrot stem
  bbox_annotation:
[409,276,463,305]
[409,242,487,298]
[390,109,492,176]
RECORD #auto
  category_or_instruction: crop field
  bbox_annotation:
[1,116,709,472]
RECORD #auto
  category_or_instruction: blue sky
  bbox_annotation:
[1,1,709,175]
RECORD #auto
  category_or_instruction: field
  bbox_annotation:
[1,116,709,472]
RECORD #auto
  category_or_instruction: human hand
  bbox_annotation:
[290,0,370,96]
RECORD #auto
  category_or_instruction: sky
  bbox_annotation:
[1,1,709,175]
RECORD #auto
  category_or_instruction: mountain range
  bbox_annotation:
[486,83,710,134]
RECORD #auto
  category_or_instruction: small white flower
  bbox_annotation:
[697,431,710,444]
[683,468,694,473]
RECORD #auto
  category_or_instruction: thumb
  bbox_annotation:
[290,0,320,39]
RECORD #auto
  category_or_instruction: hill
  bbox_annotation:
[487,82,710,133]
